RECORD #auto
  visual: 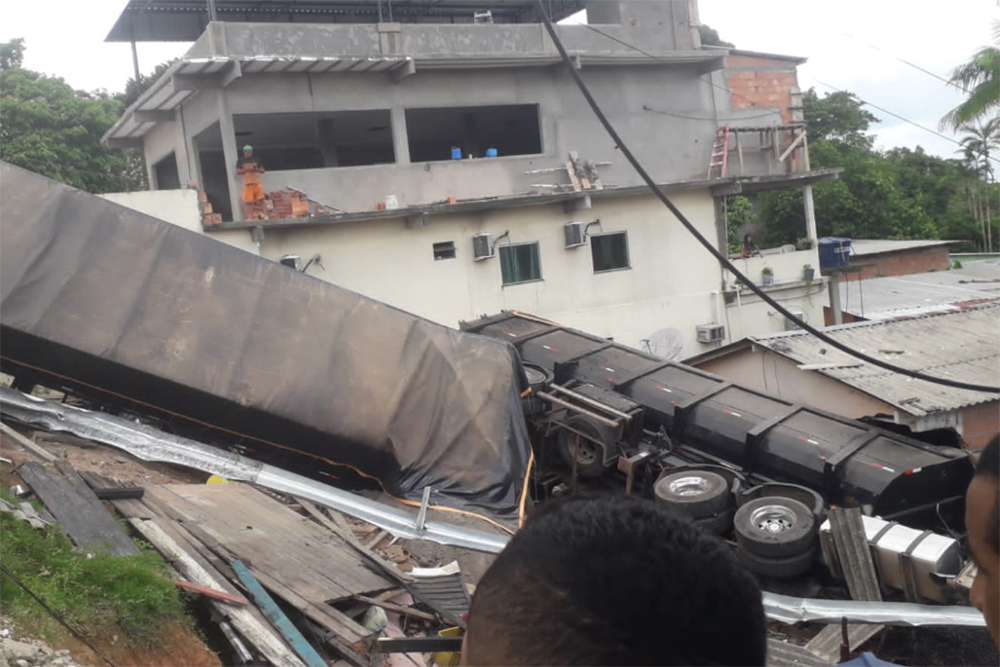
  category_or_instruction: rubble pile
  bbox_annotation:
[0,636,81,667]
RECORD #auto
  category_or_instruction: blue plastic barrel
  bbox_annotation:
[486,148,498,158]
[451,147,462,160]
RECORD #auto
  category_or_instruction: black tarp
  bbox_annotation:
[0,163,532,515]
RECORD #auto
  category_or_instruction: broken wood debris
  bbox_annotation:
[528,152,609,193]
[0,421,58,462]
[17,461,140,556]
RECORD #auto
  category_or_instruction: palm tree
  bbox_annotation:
[958,118,1000,250]
[940,21,1000,130]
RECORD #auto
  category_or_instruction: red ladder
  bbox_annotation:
[707,125,731,179]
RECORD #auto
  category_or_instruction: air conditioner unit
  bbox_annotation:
[564,221,587,248]
[696,324,726,343]
[279,254,302,271]
[472,233,495,261]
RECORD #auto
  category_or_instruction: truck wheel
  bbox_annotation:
[738,545,818,579]
[654,471,730,518]
[557,416,613,478]
[734,497,816,558]
[693,508,734,536]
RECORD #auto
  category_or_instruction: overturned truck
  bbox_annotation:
[462,312,976,598]
[0,163,532,515]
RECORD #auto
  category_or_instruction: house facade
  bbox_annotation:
[102,0,839,358]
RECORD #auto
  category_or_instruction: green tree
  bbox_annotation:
[699,25,734,48]
[0,37,24,70]
[0,43,144,193]
[940,22,1000,130]
[758,88,939,246]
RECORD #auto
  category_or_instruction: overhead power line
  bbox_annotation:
[535,1,1000,395]
[812,78,1000,166]
[840,32,962,92]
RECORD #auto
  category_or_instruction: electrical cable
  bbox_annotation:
[535,1,1000,395]
[0,563,117,667]
[840,32,960,92]
[812,78,1000,166]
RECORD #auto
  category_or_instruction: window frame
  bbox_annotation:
[403,104,545,163]
[433,241,457,261]
[590,231,631,273]
[499,241,543,286]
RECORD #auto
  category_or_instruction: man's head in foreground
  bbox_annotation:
[463,495,766,666]
[967,434,1000,647]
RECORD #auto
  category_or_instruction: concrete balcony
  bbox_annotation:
[730,247,819,289]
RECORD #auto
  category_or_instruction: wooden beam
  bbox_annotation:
[129,518,307,667]
[173,579,248,606]
[0,422,57,462]
[778,128,807,164]
[352,595,437,622]
[232,560,328,667]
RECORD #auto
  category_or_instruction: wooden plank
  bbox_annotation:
[298,499,413,584]
[351,595,437,622]
[0,422,57,462]
[805,625,883,664]
[569,151,591,189]
[174,579,249,606]
[564,160,582,191]
[232,560,328,667]
[128,517,306,667]
[18,462,140,556]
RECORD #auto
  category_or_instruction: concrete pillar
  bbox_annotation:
[391,107,411,166]
[217,92,243,221]
[828,273,843,325]
[173,108,194,187]
[803,184,818,243]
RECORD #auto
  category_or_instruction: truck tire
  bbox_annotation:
[654,471,730,518]
[694,508,734,536]
[557,416,614,478]
[738,545,818,579]
[734,497,816,558]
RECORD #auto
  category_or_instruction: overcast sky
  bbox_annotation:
[2,0,996,159]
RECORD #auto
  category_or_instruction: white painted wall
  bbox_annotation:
[99,190,259,255]
[249,190,726,357]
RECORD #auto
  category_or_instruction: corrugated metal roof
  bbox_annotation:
[752,303,1000,416]
[840,260,1000,319]
[849,239,962,256]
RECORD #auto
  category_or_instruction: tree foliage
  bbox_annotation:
[699,25,734,48]
[940,21,1000,130]
[0,38,146,193]
[754,89,994,251]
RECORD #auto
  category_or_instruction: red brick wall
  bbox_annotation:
[725,55,799,125]
[844,247,951,282]
[961,401,1000,449]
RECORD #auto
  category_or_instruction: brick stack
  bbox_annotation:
[242,189,313,222]
[195,187,223,227]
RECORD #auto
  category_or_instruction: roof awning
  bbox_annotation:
[106,0,585,42]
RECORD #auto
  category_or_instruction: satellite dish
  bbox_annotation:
[643,328,684,361]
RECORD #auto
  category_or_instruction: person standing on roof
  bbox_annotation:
[236,145,265,209]
[966,434,1000,647]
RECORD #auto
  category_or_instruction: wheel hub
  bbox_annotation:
[750,504,796,534]
[669,476,710,497]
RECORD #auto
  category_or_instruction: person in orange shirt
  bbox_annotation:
[236,145,265,211]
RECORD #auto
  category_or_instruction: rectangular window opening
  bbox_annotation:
[405,105,542,163]
[433,241,456,260]
[500,242,542,285]
[591,232,630,272]
[232,110,395,171]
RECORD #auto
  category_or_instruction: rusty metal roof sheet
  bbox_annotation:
[752,303,1000,416]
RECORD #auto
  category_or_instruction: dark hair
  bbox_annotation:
[466,495,766,666]
[743,233,753,244]
[975,435,999,553]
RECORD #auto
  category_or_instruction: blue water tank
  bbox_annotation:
[451,146,462,160]
[818,237,852,269]
[486,148,498,158]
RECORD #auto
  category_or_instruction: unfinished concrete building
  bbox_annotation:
[103,0,840,358]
